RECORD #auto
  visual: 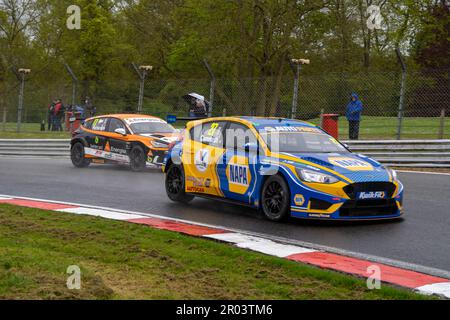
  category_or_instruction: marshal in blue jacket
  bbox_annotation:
[345,93,363,121]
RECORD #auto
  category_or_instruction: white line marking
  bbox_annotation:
[415,282,450,299]
[206,233,316,257]
[0,196,13,200]
[57,207,145,221]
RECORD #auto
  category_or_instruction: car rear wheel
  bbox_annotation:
[71,142,91,168]
[261,175,290,221]
[165,164,194,203]
[130,145,146,172]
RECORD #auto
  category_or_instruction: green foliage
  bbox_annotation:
[0,0,447,119]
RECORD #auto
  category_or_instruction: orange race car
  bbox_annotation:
[70,114,182,171]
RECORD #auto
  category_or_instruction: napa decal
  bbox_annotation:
[226,155,251,194]
[357,191,386,200]
[294,194,305,206]
[229,165,249,185]
[328,157,373,171]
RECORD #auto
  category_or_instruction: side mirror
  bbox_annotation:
[114,128,127,136]
[244,142,258,153]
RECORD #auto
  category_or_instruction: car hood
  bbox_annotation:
[139,132,182,143]
[281,152,391,182]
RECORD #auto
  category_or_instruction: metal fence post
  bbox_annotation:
[291,64,300,119]
[2,105,6,131]
[396,49,407,140]
[132,63,152,114]
[438,108,445,139]
[17,72,25,132]
[288,58,310,119]
[203,59,215,117]
[64,63,78,107]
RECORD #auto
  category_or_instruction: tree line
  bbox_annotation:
[0,0,448,118]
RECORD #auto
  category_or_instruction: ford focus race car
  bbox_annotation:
[163,117,404,221]
[71,114,181,171]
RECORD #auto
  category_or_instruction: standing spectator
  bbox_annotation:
[47,100,56,131]
[84,96,93,118]
[52,99,63,131]
[345,93,363,140]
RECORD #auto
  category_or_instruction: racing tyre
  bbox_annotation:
[71,142,91,168]
[165,164,194,203]
[130,145,146,172]
[261,175,290,221]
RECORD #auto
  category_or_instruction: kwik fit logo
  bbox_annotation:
[358,191,386,200]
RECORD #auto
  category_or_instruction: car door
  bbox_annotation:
[182,121,227,197]
[105,117,130,163]
[217,121,259,204]
[84,117,110,158]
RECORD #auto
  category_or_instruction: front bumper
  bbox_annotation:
[146,149,169,167]
[289,181,404,220]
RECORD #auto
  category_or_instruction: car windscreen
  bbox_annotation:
[259,131,348,153]
[126,120,176,134]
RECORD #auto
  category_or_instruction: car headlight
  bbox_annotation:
[296,168,339,184]
[151,140,168,148]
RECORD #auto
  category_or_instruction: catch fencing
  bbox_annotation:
[1,69,449,140]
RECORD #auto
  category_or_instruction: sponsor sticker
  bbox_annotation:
[308,213,331,218]
[226,156,252,195]
[294,194,305,206]
[186,186,205,193]
[124,117,165,124]
[357,191,386,200]
[228,164,249,186]
[328,157,373,171]
[262,126,322,133]
[194,149,210,172]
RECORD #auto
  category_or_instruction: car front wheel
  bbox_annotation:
[165,164,194,203]
[130,145,146,172]
[71,142,91,168]
[261,175,290,221]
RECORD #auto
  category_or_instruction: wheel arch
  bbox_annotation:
[70,137,88,148]
[257,166,292,207]
[129,140,150,155]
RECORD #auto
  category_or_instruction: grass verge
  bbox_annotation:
[0,204,434,300]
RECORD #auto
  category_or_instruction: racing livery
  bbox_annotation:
[163,117,404,221]
[71,114,181,171]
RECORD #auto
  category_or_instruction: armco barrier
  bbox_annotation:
[0,139,450,168]
[0,139,70,158]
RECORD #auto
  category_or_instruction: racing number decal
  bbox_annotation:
[206,123,219,137]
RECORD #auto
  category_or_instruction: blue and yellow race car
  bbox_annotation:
[162,117,403,221]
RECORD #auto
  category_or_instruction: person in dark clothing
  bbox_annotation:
[52,99,64,131]
[345,93,363,140]
[47,100,56,131]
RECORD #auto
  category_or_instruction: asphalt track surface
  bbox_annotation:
[1,158,449,273]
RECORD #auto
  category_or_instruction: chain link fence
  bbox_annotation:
[1,69,449,140]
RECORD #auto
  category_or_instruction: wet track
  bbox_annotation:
[1,158,449,272]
